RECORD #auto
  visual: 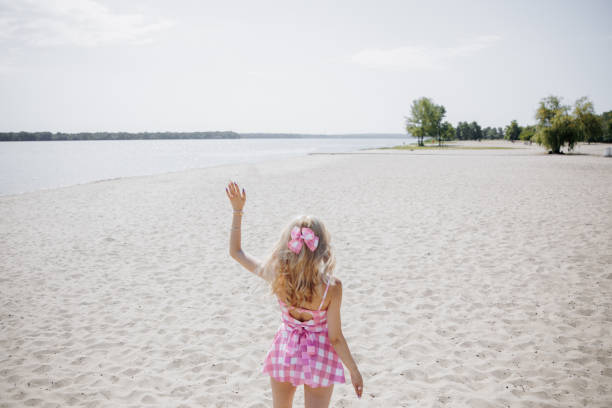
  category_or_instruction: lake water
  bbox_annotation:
[0,137,410,196]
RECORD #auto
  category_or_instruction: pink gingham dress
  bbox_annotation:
[262,275,346,387]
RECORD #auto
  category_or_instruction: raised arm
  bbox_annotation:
[225,181,262,276]
[326,278,364,399]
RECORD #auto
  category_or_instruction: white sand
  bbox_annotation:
[1,141,611,407]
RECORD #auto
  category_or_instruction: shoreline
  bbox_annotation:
[0,139,404,199]
[2,139,608,199]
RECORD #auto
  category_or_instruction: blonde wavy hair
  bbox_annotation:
[258,215,336,307]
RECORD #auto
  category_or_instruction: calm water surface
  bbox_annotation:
[0,138,409,196]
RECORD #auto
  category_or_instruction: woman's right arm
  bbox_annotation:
[327,279,363,399]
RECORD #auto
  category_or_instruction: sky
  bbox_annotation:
[0,0,611,134]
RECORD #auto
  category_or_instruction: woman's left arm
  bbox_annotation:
[226,181,262,276]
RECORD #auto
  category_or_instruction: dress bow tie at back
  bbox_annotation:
[288,226,319,254]
[282,322,324,379]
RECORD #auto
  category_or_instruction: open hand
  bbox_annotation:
[225,180,246,211]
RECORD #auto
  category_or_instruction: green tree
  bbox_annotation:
[504,120,522,142]
[431,106,447,146]
[482,127,500,140]
[573,97,604,143]
[469,121,482,141]
[440,121,455,144]
[456,122,469,140]
[405,97,446,146]
[519,125,536,143]
[456,121,483,140]
[533,96,580,154]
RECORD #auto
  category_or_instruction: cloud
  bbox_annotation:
[351,35,501,71]
[0,0,174,47]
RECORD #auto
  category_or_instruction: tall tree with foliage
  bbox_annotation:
[455,122,468,140]
[439,121,455,145]
[431,107,447,146]
[573,97,604,144]
[533,96,580,154]
[405,97,446,146]
[469,121,482,141]
[505,120,522,141]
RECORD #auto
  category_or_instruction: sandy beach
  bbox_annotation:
[1,140,611,407]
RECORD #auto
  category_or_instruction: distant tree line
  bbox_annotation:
[405,95,612,153]
[456,122,505,141]
[0,131,240,142]
[0,131,406,142]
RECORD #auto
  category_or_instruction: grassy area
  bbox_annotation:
[379,144,520,150]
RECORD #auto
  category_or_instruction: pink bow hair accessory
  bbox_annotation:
[288,226,319,254]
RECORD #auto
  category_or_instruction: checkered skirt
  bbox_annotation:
[262,299,346,387]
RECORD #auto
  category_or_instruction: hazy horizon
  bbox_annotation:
[1,0,611,134]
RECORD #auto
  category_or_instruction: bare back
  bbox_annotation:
[277,275,335,322]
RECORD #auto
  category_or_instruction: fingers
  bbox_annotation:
[226,180,238,197]
[354,384,363,398]
[226,180,245,201]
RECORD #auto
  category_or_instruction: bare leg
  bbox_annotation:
[304,383,334,408]
[270,376,297,408]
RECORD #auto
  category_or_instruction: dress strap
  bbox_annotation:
[317,276,331,311]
